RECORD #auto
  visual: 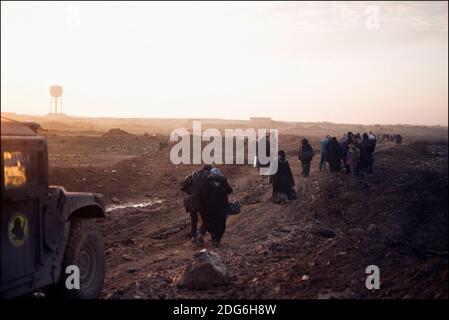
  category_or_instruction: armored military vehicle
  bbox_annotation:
[1,118,106,299]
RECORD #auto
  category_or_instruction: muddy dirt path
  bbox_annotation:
[49,139,448,299]
[94,138,326,298]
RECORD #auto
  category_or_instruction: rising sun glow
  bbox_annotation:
[1,1,448,125]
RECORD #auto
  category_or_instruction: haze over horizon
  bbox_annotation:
[2,111,449,128]
[1,1,448,125]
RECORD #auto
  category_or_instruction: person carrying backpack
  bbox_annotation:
[298,138,315,177]
[326,137,343,173]
[181,164,212,243]
[199,168,234,247]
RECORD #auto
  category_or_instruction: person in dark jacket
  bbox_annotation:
[357,133,373,178]
[298,138,314,177]
[270,150,295,203]
[341,131,354,174]
[181,164,212,243]
[199,168,233,247]
[326,137,343,172]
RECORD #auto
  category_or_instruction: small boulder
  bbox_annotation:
[173,249,229,289]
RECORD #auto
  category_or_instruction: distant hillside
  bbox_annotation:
[1,112,447,141]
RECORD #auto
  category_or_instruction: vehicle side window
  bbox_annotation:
[3,151,38,190]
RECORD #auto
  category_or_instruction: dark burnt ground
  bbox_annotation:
[98,141,447,299]
[47,133,448,299]
[222,141,448,299]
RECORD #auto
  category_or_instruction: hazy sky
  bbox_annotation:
[1,1,448,125]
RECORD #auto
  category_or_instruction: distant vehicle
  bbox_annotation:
[1,118,106,299]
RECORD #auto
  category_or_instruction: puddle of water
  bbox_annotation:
[106,198,164,212]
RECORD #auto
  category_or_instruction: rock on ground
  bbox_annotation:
[173,249,229,290]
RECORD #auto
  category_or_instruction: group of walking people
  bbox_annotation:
[320,131,377,176]
[181,165,239,247]
[181,130,385,245]
[381,133,402,144]
[269,131,380,205]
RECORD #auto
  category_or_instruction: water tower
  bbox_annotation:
[49,85,63,114]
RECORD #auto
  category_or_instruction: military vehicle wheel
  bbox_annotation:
[47,219,105,299]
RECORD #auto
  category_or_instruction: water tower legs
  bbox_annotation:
[49,85,63,114]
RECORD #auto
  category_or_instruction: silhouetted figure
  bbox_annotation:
[181,164,212,243]
[346,143,359,176]
[326,137,343,172]
[298,138,314,177]
[199,168,233,247]
[357,133,373,178]
[270,150,295,203]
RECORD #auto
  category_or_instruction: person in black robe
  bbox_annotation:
[198,168,233,247]
[270,150,295,203]
[326,137,343,172]
[181,164,212,243]
[298,138,315,177]
[357,133,373,178]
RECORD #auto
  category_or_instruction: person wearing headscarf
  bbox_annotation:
[298,138,315,177]
[181,164,212,243]
[357,133,373,178]
[199,168,233,247]
[326,137,343,172]
[270,150,295,203]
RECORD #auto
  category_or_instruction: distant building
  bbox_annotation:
[249,117,272,128]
